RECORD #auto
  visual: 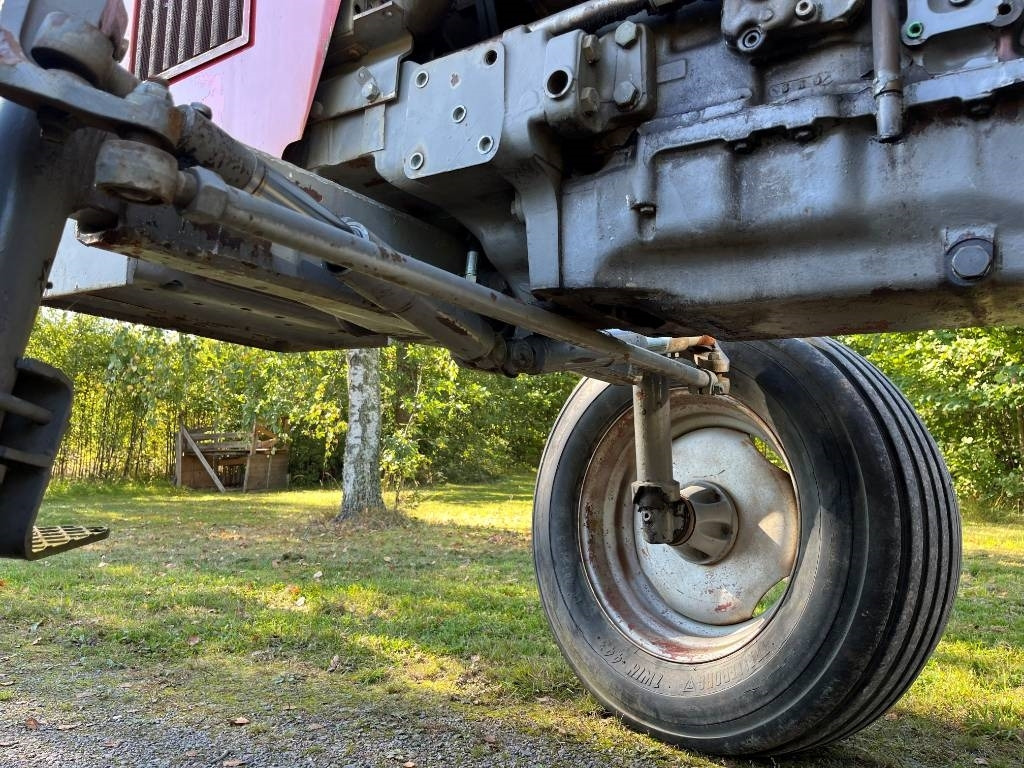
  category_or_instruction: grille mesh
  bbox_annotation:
[134,0,248,80]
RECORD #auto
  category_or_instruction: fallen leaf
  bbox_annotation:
[0,681,14,687]
[403,762,417,768]
[295,596,306,607]
[883,712,899,721]
[223,760,247,767]
[282,705,296,711]
[103,741,121,749]
[30,638,41,646]
[483,732,498,745]
[56,724,80,731]
[327,655,341,673]
[229,717,250,727]
[183,749,199,757]
[187,636,201,647]
[0,741,15,747]
[24,717,39,731]
[307,723,325,731]
[383,556,393,563]
[974,759,990,766]
[313,571,323,580]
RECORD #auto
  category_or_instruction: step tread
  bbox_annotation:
[31,525,109,559]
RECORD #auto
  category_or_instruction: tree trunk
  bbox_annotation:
[338,347,386,521]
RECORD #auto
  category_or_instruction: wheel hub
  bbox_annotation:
[635,427,798,626]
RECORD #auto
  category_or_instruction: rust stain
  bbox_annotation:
[714,602,734,613]
[0,28,26,66]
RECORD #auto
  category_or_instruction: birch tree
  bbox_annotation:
[338,346,386,520]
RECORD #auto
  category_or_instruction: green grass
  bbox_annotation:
[1,477,1022,767]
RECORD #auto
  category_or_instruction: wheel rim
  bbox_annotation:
[579,391,799,664]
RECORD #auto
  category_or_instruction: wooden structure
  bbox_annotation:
[175,424,288,492]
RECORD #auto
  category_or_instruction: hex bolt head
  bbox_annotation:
[580,86,600,116]
[581,34,601,64]
[361,81,381,102]
[950,240,994,281]
[614,20,640,48]
[614,80,640,111]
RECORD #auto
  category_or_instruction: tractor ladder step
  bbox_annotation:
[0,359,108,560]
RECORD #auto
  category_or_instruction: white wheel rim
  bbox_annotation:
[579,392,800,663]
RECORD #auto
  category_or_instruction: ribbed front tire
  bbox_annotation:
[533,338,960,755]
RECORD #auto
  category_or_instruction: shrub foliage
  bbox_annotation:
[27,310,576,488]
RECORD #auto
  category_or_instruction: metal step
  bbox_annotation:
[0,359,108,560]
[31,525,109,558]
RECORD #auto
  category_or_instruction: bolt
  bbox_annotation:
[580,86,600,116]
[791,126,817,143]
[581,34,601,64]
[614,20,640,48]
[905,20,925,39]
[731,138,757,154]
[966,99,994,118]
[949,239,994,281]
[795,0,817,20]
[190,102,213,119]
[614,80,640,111]
[362,81,381,102]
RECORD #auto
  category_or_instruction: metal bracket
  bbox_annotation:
[0,25,176,146]
[902,0,1024,46]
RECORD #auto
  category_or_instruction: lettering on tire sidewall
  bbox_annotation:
[595,635,777,696]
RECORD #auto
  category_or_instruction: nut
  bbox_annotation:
[614,20,640,48]
[794,0,817,20]
[581,34,601,64]
[580,86,600,116]
[613,80,640,111]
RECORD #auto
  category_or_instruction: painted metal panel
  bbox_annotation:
[128,0,343,157]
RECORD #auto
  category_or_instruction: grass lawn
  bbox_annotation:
[1,476,1022,767]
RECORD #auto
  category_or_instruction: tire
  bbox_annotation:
[533,338,961,756]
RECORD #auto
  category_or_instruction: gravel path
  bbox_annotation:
[0,698,690,768]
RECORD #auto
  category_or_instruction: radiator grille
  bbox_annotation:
[133,0,250,80]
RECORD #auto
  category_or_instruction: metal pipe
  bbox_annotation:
[179,168,716,388]
[337,271,503,363]
[528,0,652,35]
[633,374,680,499]
[872,0,904,141]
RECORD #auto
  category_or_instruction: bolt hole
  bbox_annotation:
[905,20,925,38]
[452,105,467,123]
[738,27,764,52]
[545,68,573,99]
[483,49,498,66]
[414,70,429,88]
[409,152,425,171]
[998,1,1013,13]
[477,135,494,154]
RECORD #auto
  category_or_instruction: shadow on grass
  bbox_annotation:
[2,483,1021,768]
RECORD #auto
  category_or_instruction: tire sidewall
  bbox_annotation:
[533,340,903,753]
